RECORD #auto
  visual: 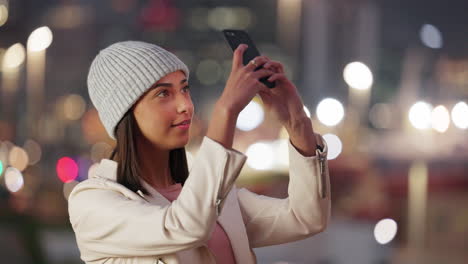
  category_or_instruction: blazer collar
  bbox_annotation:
[93,159,118,180]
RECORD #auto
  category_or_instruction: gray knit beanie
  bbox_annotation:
[87,40,190,140]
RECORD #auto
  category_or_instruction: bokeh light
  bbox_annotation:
[8,146,29,172]
[63,94,87,120]
[195,59,222,85]
[420,24,442,49]
[316,98,345,126]
[23,139,42,165]
[451,101,468,129]
[343,61,373,90]
[236,100,264,131]
[2,43,25,69]
[322,133,342,160]
[246,141,275,170]
[408,101,432,130]
[27,26,53,52]
[374,218,398,245]
[207,7,252,30]
[0,160,3,176]
[56,157,79,183]
[431,105,450,133]
[5,167,24,193]
[0,3,8,27]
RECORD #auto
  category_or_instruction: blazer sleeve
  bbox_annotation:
[68,136,247,259]
[237,133,331,248]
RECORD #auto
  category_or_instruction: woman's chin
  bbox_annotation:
[172,137,189,148]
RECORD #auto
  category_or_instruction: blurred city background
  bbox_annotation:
[0,0,467,263]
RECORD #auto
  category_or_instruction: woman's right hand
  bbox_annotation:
[218,44,275,115]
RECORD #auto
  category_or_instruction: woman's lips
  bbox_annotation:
[174,123,190,129]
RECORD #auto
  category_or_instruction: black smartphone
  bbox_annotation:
[222,29,276,88]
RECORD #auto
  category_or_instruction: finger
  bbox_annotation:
[264,61,284,73]
[244,56,269,72]
[257,85,271,94]
[251,68,275,79]
[267,72,286,82]
[232,44,248,69]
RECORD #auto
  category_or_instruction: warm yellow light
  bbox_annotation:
[8,146,29,172]
[63,94,87,120]
[2,43,26,69]
[27,26,53,52]
[0,4,8,27]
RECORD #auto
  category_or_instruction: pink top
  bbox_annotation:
[154,183,236,264]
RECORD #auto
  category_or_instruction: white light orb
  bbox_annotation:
[322,133,342,160]
[420,24,442,49]
[316,98,345,126]
[343,61,373,90]
[451,101,468,129]
[374,218,398,245]
[408,101,432,129]
[237,101,264,131]
[431,105,450,133]
[246,142,275,170]
[27,26,53,52]
[5,167,24,193]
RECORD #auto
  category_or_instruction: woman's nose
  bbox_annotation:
[177,96,193,114]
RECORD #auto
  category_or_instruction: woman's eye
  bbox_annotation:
[156,90,168,97]
[183,85,190,92]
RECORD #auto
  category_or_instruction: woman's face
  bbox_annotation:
[133,70,194,150]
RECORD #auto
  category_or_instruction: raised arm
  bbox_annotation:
[237,129,331,248]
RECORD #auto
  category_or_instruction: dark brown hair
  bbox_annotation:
[109,110,189,195]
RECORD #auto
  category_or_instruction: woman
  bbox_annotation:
[68,40,331,264]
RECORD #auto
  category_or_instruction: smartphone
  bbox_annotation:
[222,29,276,88]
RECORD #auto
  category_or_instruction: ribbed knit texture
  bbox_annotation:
[87,41,190,139]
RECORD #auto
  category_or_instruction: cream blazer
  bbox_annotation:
[67,133,331,264]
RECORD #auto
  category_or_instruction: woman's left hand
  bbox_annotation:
[257,58,307,128]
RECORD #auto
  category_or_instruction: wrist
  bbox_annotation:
[285,113,310,132]
[215,100,238,118]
